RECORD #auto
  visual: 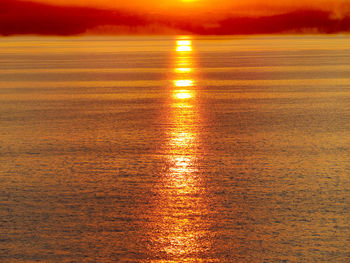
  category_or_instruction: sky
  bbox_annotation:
[1,0,350,35]
[24,0,350,15]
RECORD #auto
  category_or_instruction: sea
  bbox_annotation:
[0,35,349,262]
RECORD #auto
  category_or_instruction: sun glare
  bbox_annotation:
[177,40,191,46]
[174,80,194,87]
[176,40,192,52]
[173,90,193,100]
[176,46,192,52]
[175,68,192,73]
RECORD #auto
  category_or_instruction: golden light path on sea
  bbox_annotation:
[145,36,213,262]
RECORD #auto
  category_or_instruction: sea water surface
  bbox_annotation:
[0,36,349,262]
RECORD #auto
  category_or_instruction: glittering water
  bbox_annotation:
[0,36,349,262]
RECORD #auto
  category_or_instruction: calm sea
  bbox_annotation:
[0,36,349,262]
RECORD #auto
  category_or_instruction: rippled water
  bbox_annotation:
[0,36,349,262]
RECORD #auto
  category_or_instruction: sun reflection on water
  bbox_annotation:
[145,37,213,262]
[175,68,192,73]
[176,40,193,52]
[174,80,194,87]
[173,90,194,100]
[176,45,192,52]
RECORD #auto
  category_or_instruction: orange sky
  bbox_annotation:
[28,0,350,15]
[2,0,350,35]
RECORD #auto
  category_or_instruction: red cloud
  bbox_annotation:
[1,0,350,35]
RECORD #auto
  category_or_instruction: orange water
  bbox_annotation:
[0,36,349,262]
